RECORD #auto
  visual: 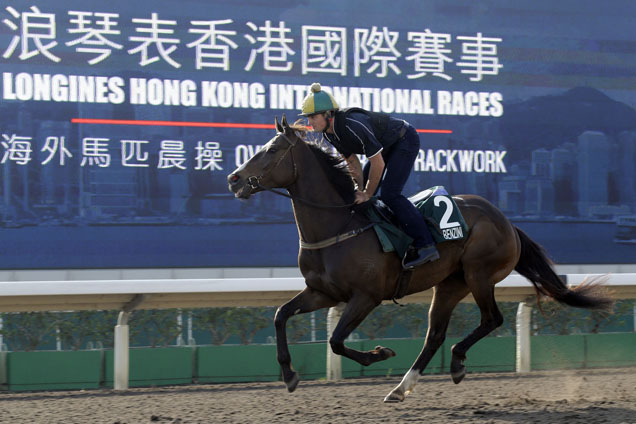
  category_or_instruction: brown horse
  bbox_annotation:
[227,115,613,403]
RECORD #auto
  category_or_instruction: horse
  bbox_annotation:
[226,115,613,403]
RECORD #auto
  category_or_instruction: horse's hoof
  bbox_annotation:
[383,389,404,403]
[451,366,466,384]
[285,371,300,393]
[375,346,397,360]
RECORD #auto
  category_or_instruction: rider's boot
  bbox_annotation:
[402,244,440,269]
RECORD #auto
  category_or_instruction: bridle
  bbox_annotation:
[246,131,356,210]
[241,129,373,250]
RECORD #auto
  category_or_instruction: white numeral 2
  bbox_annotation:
[434,196,460,229]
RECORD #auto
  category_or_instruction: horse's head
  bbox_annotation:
[227,115,300,199]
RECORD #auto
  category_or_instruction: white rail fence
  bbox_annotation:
[0,273,634,389]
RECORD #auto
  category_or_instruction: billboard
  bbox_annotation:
[1,0,635,268]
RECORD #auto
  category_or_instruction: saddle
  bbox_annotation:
[362,186,469,302]
[363,186,469,260]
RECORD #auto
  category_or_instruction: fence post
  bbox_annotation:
[113,294,145,390]
[114,311,131,390]
[516,302,532,373]
[326,303,344,380]
[176,309,184,346]
[56,326,62,351]
[0,343,7,389]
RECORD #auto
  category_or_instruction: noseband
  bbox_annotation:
[247,132,296,190]
[246,132,355,210]
[243,130,371,250]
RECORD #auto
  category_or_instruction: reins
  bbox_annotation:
[246,130,370,248]
[249,181,357,210]
[247,132,357,210]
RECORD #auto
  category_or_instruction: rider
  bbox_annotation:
[300,82,439,268]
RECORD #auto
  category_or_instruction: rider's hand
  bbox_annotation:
[354,190,371,204]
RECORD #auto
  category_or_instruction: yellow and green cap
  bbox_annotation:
[300,83,339,116]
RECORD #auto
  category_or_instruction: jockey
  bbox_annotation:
[300,82,439,268]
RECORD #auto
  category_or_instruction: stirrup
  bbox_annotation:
[402,245,439,269]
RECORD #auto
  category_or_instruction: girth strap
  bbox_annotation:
[299,223,374,250]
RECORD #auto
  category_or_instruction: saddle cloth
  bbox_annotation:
[363,186,469,258]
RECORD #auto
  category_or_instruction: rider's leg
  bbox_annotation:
[379,126,438,266]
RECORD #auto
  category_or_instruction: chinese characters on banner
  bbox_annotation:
[1,134,224,171]
[2,6,503,82]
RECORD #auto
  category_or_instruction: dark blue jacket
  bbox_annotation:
[323,108,406,159]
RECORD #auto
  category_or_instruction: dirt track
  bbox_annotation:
[1,368,635,423]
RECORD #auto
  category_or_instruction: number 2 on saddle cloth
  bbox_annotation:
[364,186,470,261]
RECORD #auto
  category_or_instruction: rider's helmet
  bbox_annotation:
[300,83,339,116]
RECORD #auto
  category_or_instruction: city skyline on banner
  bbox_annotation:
[0,0,635,268]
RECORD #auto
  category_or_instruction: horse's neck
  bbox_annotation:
[288,147,355,243]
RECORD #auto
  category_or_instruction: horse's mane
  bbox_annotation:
[290,123,356,203]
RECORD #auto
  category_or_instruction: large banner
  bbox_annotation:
[0,0,635,268]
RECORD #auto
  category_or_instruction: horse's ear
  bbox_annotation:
[275,116,283,133]
[281,113,294,134]
[281,114,295,136]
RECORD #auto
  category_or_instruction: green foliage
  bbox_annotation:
[413,301,523,338]
[1,299,633,351]
[395,303,429,337]
[226,307,273,345]
[491,302,519,336]
[533,299,634,335]
[129,310,182,348]
[57,310,119,350]
[287,313,312,343]
[0,312,58,351]
[447,304,480,337]
[90,310,121,348]
[193,307,274,345]
[193,308,234,345]
[357,304,399,340]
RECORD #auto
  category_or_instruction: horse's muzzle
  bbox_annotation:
[227,173,252,199]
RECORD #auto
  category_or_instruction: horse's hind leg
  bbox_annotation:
[384,275,469,403]
[329,294,396,366]
[275,287,338,392]
[450,282,503,384]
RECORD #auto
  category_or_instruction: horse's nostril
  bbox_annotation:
[229,174,240,184]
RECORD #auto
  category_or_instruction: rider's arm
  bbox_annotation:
[345,154,364,189]
[363,152,385,198]
[347,152,385,203]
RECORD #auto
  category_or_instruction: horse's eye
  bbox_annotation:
[268,148,278,154]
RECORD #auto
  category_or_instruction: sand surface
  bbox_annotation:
[1,368,635,423]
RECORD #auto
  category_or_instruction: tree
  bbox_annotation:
[0,312,59,351]
[447,304,481,337]
[287,313,312,343]
[89,310,121,348]
[585,299,633,333]
[226,307,273,345]
[357,304,398,340]
[129,309,182,347]
[56,310,119,350]
[491,302,519,336]
[532,301,574,335]
[193,307,234,345]
[396,303,429,338]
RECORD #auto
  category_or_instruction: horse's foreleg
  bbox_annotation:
[385,276,469,403]
[450,284,503,384]
[274,287,337,393]
[329,295,395,366]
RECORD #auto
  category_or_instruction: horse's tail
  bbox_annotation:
[514,226,614,311]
